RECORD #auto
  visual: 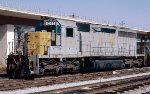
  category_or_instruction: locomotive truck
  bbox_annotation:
[6,16,148,77]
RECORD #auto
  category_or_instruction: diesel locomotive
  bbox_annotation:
[6,16,149,77]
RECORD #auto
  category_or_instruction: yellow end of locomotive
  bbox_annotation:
[25,32,51,55]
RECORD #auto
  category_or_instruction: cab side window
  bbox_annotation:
[66,28,73,37]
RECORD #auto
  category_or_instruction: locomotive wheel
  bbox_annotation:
[70,68,73,73]
[14,63,21,78]
[56,67,63,75]
[39,68,45,74]
[7,63,17,77]
[121,63,125,69]
[58,67,63,74]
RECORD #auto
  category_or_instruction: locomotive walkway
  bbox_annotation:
[0,67,150,94]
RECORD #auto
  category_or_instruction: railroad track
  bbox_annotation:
[36,75,150,94]
[0,67,150,93]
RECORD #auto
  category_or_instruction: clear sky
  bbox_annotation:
[0,0,150,30]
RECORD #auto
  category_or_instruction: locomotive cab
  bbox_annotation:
[35,17,61,46]
[24,17,63,75]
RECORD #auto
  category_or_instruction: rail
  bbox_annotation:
[0,67,150,93]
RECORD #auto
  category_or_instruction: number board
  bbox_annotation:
[44,18,60,26]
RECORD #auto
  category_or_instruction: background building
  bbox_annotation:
[0,7,40,66]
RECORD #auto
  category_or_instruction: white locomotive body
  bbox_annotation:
[7,17,146,77]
